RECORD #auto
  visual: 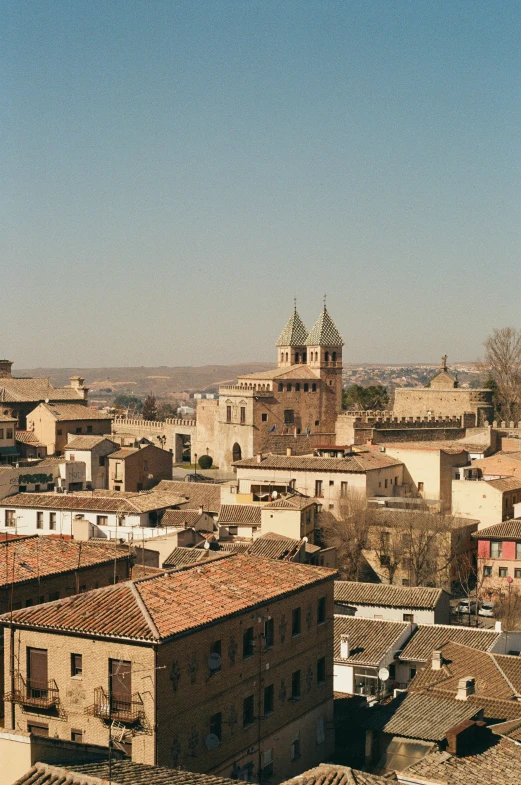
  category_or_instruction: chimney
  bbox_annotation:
[432,650,443,671]
[69,376,85,389]
[198,505,204,516]
[257,453,263,463]
[456,676,475,701]
[340,633,350,660]
[0,360,13,378]
[495,620,502,633]
[286,448,293,457]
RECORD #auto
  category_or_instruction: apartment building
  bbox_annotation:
[107,444,173,492]
[27,403,112,456]
[1,555,336,784]
[64,435,119,489]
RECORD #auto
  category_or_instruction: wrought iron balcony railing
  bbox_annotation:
[5,674,59,710]
[86,687,145,724]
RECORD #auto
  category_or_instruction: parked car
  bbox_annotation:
[479,601,496,618]
[457,599,477,614]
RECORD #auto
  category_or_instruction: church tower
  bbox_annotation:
[276,305,308,367]
[305,304,344,411]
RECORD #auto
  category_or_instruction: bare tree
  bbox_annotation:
[494,581,521,631]
[484,327,521,422]
[319,491,372,581]
[454,550,486,627]
[376,528,404,585]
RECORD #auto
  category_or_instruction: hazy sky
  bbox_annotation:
[2,1,520,369]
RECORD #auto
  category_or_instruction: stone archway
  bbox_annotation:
[232,443,242,462]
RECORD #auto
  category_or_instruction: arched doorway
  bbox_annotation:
[232,443,242,462]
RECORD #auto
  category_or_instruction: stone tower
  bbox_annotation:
[276,306,309,367]
[305,305,344,412]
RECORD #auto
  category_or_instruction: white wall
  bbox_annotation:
[334,602,436,625]
[333,663,354,695]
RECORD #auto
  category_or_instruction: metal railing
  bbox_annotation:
[88,687,145,724]
[5,674,59,710]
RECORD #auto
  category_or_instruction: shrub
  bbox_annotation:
[198,454,213,469]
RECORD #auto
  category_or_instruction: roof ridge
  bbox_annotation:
[129,581,161,640]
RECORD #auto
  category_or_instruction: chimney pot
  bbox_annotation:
[432,650,443,670]
[286,448,293,457]
[456,676,475,701]
[340,633,350,660]
[257,453,263,463]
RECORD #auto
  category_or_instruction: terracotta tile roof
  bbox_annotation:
[65,436,117,450]
[335,581,446,610]
[161,509,204,528]
[282,763,396,785]
[0,378,85,403]
[162,547,228,568]
[15,431,46,446]
[398,624,500,663]
[472,454,521,478]
[234,451,401,472]
[405,737,521,784]
[333,615,410,666]
[493,652,521,695]
[131,564,166,580]
[264,496,316,510]
[0,536,129,587]
[107,448,139,459]
[276,308,309,347]
[247,533,302,560]
[216,541,251,553]
[0,490,184,514]
[360,691,481,741]
[155,480,221,513]
[472,519,521,540]
[485,477,521,492]
[0,413,16,422]
[38,403,111,421]
[238,365,319,381]
[491,717,521,741]
[16,760,239,785]
[3,554,336,641]
[217,504,262,524]
[381,441,469,454]
[305,306,344,347]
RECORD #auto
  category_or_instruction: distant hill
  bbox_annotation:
[14,363,275,399]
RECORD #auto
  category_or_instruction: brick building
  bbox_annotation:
[473,520,521,596]
[107,444,173,492]
[2,555,336,783]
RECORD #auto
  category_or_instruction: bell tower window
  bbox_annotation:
[325,352,329,361]
[295,352,300,363]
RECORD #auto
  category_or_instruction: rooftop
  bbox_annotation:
[155,480,221,513]
[276,307,309,347]
[161,509,208,528]
[472,519,521,540]
[305,306,344,347]
[471,453,521,479]
[333,615,410,667]
[0,489,185,514]
[65,435,117,451]
[0,377,85,404]
[162,546,228,568]
[485,477,521,492]
[36,403,111,421]
[2,554,336,642]
[234,451,402,473]
[16,761,239,785]
[398,623,500,663]
[282,764,396,785]
[247,532,303,561]
[217,504,262,525]
[0,536,129,588]
[405,737,521,785]
[334,581,446,610]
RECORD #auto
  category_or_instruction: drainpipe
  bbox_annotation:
[9,623,15,729]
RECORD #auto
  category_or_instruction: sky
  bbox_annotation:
[2,1,520,369]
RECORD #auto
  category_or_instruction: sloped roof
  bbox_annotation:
[360,691,481,741]
[276,308,308,347]
[155,480,221,513]
[217,504,262,524]
[15,761,239,785]
[472,519,521,540]
[333,615,409,666]
[0,490,184,514]
[161,509,205,528]
[162,547,228,568]
[472,453,521,479]
[3,554,336,641]
[405,737,521,784]
[282,764,396,785]
[15,431,46,446]
[65,435,117,451]
[107,448,139,459]
[399,623,500,662]
[0,378,85,403]
[485,477,521,492]
[234,451,401,472]
[247,533,302,560]
[305,307,344,347]
[0,537,129,588]
[334,581,445,610]
[237,365,319,381]
[36,403,111,421]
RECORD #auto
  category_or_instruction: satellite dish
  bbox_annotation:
[205,733,220,750]
[208,652,222,670]
[272,490,278,499]
[204,541,211,550]
[378,667,390,682]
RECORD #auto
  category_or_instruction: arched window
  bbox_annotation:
[285,352,289,362]
[278,383,283,392]
[302,353,307,363]
[232,443,242,462]
[312,383,317,392]
[332,351,337,361]
[287,383,292,392]
[295,352,300,363]
[325,352,329,362]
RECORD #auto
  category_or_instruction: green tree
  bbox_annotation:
[142,394,158,421]
[342,384,389,411]
[113,394,143,414]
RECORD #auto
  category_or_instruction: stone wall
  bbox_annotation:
[393,387,493,424]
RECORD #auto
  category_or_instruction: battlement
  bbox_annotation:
[112,416,196,429]
[338,411,465,428]
[219,385,273,396]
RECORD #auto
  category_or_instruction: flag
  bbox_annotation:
[268,425,276,434]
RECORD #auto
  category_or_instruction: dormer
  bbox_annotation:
[276,307,308,367]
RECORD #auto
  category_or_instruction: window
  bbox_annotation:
[243,627,254,659]
[210,712,222,740]
[6,429,12,439]
[34,484,40,492]
[287,384,292,392]
[57,429,62,436]
[49,591,59,601]
[71,653,82,677]
[226,406,232,423]
[209,640,222,674]
[517,542,521,560]
[499,567,508,578]
[47,483,54,491]
[284,409,294,425]
[410,667,416,679]
[25,599,33,607]
[0,429,3,439]
[418,482,424,492]
[96,515,108,526]
[228,525,238,535]
[317,657,326,685]
[243,694,255,727]
[75,427,82,434]
[291,733,300,760]
[87,425,93,434]
[315,480,323,498]
[36,511,44,529]
[312,383,317,392]
[99,456,105,467]
[403,613,414,622]
[49,512,56,530]
[262,413,268,422]
[291,670,301,699]
[264,684,274,715]
[278,383,283,392]
[304,383,309,392]
[27,722,49,737]
[114,462,122,481]
[5,510,15,527]
[317,596,326,625]
[402,578,410,586]
[491,541,503,558]
[315,420,320,426]
[262,749,273,776]
[341,481,348,498]
[143,460,148,471]
[264,618,274,648]
[329,480,334,487]
[240,407,246,424]
[71,729,83,743]
[384,479,388,489]
[483,566,492,577]
[27,647,48,700]
[515,569,521,579]
[292,607,301,636]
[295,383,300,392]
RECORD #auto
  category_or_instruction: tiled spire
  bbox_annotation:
[276,306,308,347]
[305,306,344,347]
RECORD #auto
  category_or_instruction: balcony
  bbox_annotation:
[5,674,59,710]
[87,687,145,724]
